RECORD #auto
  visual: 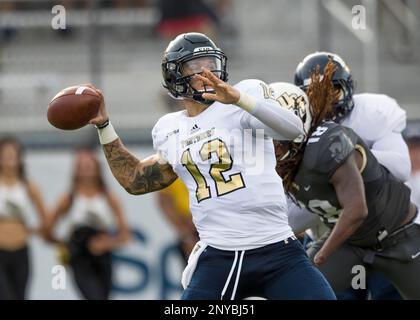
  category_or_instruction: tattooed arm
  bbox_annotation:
[84,84,177,195]
[103,139,177,195]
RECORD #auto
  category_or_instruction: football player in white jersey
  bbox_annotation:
[281,51,411,299]
[88,33,336,300]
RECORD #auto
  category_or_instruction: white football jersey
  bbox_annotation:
[152,79,293,250]
[341,93,406,147]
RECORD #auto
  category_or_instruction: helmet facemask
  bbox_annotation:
[331,79,354,122]
[163,49,228,105]
[275,140,302,162]
[180,55,224,104]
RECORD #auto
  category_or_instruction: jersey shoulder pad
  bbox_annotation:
[151,110,183,151]
[304,121,357,177]
[234,79,275,100]
[348,94,406,140]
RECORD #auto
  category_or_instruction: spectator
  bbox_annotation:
[0,137,49,299]
[47,148,130,300]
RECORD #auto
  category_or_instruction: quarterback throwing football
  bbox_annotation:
[88,33,335,300]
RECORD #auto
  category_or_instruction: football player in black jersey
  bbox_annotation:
[291,52,408,300]
[273,61,420,299]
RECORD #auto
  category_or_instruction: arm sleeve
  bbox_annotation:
[371,131,411,182]
[238,80,304,140]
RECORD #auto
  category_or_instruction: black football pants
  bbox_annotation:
[307,223,420,300]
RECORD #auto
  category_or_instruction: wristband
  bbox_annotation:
[236,92,257,113]
[95,118,110,129]
[97,121,119,145]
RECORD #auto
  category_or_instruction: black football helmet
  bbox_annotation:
[161,32,228,105]
[294,52,354,121]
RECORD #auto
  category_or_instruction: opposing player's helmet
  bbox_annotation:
[270,82,312,160]
[294,52,354,121]
[161,32,228,104]
[270,82,311,143]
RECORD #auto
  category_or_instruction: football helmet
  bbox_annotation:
[294,52,354,121]
[270,82,312,160]
[161,32,228,105]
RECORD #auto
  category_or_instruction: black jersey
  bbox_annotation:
[293,121,410,247]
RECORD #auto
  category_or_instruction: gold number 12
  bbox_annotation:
[181,139,245,202]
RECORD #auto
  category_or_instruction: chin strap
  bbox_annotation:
[192,92,212,105]
[187,82,215,105]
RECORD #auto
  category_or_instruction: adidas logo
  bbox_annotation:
[190,124,200,133]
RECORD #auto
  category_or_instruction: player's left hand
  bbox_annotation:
[195,68,240,105]
[314,251,327,267]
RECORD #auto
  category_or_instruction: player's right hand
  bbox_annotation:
[81,84,109,126]
[199,68,240,105]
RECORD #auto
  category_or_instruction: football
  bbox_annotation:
[47,85,101,130]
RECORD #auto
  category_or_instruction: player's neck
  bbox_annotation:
[184,100,209,117]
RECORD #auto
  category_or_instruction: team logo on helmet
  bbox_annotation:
[270,82,312,144]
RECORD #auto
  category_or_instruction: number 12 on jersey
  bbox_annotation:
[181,139,246,202]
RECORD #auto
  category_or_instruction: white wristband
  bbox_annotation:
[236,92,257,113]
[97,121,119,145]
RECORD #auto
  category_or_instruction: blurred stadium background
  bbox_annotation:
[0,0,419,299]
